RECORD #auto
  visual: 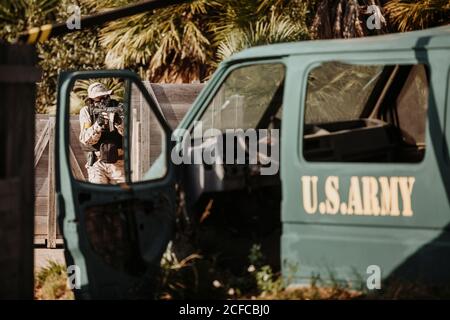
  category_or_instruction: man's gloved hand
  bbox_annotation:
[113,112,122,125]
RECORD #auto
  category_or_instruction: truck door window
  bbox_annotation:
[302,62,428,163]
[69,78,168,185]
[305,62,383,124]
[195,63,285,134]
[395,65,428,148]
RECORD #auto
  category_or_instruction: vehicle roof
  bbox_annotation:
[228,25,450,62]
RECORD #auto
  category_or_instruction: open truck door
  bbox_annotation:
[55,70,176,299]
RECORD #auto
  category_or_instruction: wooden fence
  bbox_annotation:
[34,83,204,247]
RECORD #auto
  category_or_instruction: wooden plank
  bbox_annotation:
[150,83,205,104]
[47,117,57,248]
[35,119,48,143]
[146,82,166,123]
[69,145,85,181]
[131,106,141,182]
[35,174,49,197]
[34,236,47,246]
[35,214,61,237]
[131,85,142,181]
[135,121,141,181]
[149,116,163,166]
[34,215,48,236]
[69,122,88,180]
[35,197,48,216]
[150,83,203,129]
[34,152,48,197]
[34,236,63,246]
[139,87,151,179]
[34,120,50,167]
[34,148,49,219]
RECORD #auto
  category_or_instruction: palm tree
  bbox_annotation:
[384,0,450,32]
[309,0,389,39]
[95,0,310,83]
[309,0,449,39]
[0,0,59,42]
[3,0,447,112]
[0,0,109,113]
[217,10,308,61]
[214,0,311,61]
[98,0,214,83]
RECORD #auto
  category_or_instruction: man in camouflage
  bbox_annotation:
[79,82,126,184]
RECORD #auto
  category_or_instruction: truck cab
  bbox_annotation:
[56,25,450,298]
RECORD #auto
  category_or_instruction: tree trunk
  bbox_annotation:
[310,0,388,39]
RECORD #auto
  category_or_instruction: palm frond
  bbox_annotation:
[0,0,59,41]
[385,0,450,32]
[217,10,308,60]
[79,0,137,11]
[99,0,215,82]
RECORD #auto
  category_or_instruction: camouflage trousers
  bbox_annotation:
[86,159,125,184]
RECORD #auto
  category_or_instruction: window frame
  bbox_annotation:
[298,58,431,167]
[186,59,287,134]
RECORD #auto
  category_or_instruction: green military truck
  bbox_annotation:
[55,25,450,298]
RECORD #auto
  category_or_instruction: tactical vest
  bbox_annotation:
[90,127,123,151]
[88,100,123,152]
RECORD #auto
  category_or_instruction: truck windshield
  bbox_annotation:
[196,63,285,133]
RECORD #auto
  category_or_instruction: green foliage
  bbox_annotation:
[35,0,110,114]
[0,0,59,42]
[98,0,311,82]
[248,244,265,267]
[0,0,108,114]
[34,248,450,300]
[157,242,282,300]
[37,29,107,114]
[1,0,448,112]
[385,0,450,32]
[35,261,74,300]
[217,10,309,61]
[310,0,389,39]
[99,0,215,82]
[1,0,307,113]
[215,0,312,60]
[255,265,284,296]
[79,0,135,11]
[158,243,229,299]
